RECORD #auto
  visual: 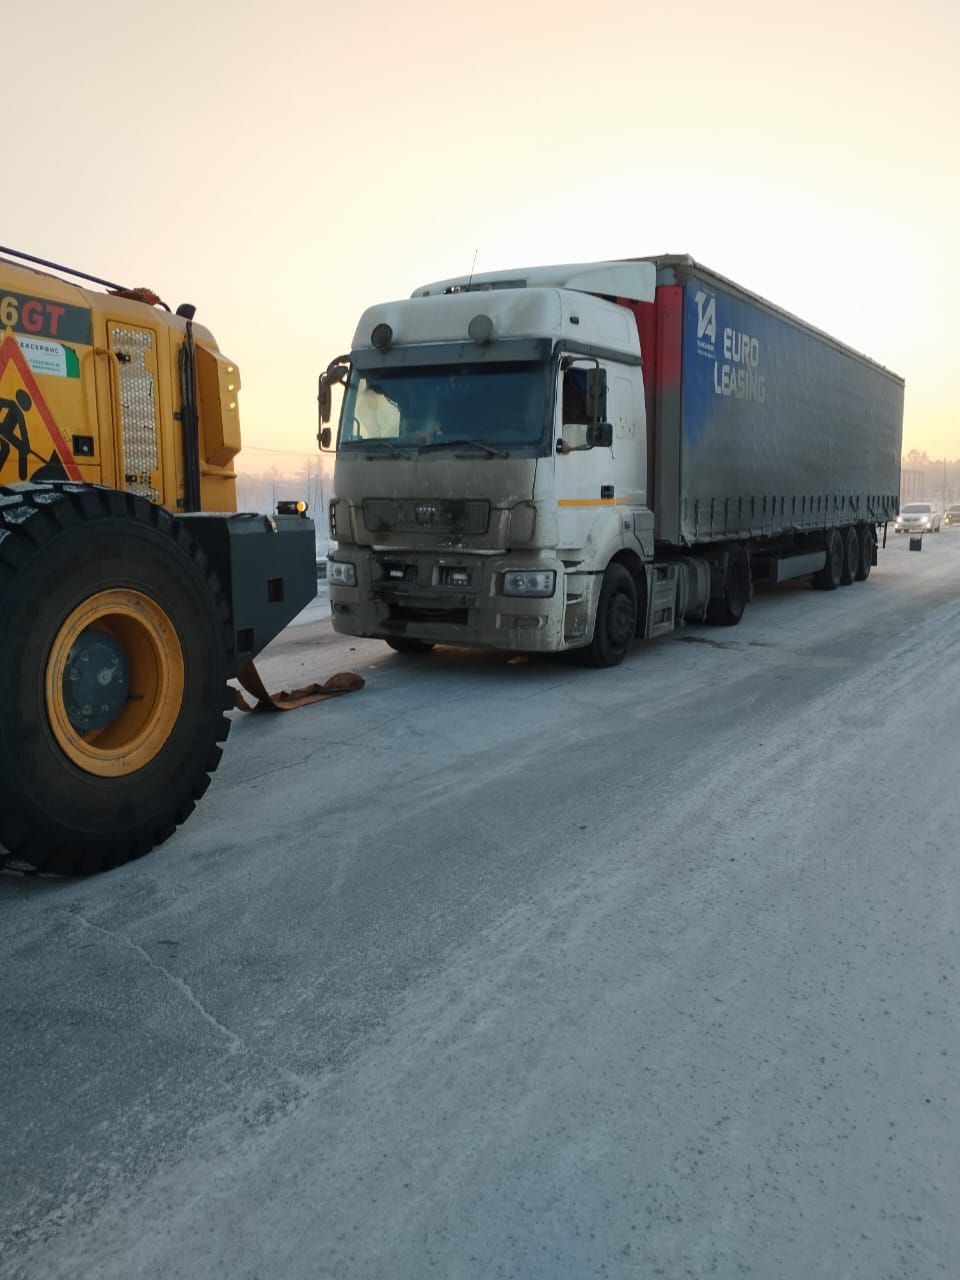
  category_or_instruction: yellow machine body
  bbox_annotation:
[0,258,240,512]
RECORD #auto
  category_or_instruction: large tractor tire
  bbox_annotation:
[0,484,234,875]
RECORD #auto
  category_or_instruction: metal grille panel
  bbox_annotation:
[363,498,489,536]
[113,327,160,503]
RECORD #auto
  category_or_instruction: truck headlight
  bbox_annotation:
[501,569,556,598]
[328,560,357,587]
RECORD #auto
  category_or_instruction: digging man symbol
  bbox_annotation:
[0,388,33,479]
[0,386,69,481]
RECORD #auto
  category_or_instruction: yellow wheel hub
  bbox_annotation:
[45,589,185,778]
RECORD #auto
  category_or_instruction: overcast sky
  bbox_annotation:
[7,0,958,465]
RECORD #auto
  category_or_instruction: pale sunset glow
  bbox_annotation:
[8,0,958,462]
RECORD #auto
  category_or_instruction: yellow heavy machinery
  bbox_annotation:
[0,248,317,874]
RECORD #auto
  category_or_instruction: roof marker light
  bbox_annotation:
[371,323,393,351]
[468,314,494,344]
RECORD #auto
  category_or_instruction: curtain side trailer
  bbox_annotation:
[324,256,904,664]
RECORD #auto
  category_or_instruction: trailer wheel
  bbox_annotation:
[812,529,843,591]
[706,545,749,626]
[585,563,637,667]
[385,638,435,655]
[840,525,860,585]
[856,525,875,581]
[0,484,233,875]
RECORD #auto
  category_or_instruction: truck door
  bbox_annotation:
[554,358,645,553]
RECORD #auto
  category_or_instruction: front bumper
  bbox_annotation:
[328,547,587,653]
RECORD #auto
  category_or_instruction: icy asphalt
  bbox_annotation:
[2,535,958,1280]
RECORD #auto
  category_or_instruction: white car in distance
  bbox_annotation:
[894,502,941,534]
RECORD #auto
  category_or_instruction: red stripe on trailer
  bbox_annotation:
[617,287,682,516]
[655,285,683,388]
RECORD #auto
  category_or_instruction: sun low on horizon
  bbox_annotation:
[6,0,957,468]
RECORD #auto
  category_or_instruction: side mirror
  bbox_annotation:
[586,421,613,448]
[317,356,351,442]
[319,426,333,450]
[317,374,332,427]
[585,367,608,422]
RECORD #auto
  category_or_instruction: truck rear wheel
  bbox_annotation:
[840,525,859,585]
[585,563,637,667]
[812,529,843,591]
[856,525,875,581]
[706,545,749,626]
[0,484,233,875]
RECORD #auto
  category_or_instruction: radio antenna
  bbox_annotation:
[0,244,127,291]
[467,248,478,290]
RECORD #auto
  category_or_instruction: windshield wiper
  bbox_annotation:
[418,439,508,459]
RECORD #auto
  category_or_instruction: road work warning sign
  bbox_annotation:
[0,333,81,483]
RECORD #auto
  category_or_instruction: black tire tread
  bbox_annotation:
[0,482,234,875]
[385,637,436,655]
[839,525,859,586]
[812,528,843,591]
[585,562,638,667]
[855,524,875,581]
[706,544,750,626]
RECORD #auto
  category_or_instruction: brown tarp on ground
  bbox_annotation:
[233,662,364,713]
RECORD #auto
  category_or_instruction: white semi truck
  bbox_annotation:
[320,257,903,666]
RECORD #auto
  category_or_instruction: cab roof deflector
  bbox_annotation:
[413,260,657,305]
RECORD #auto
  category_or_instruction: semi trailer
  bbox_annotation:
[320,256,904,665]
[0,248,318,874]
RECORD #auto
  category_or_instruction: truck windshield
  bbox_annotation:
[339,362,548,452]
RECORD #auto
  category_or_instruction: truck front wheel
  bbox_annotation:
[585,563,637,667]
[385,638,435,655]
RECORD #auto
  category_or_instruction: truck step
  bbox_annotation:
[649,565,679,638]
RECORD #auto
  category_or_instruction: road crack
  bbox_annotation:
[69,911,248,1052]
[65,912,315,1091]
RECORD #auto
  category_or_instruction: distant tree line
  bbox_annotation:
[900,451,959,507]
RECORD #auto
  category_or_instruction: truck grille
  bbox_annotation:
[388,603,470,626]
[363,498,489,536]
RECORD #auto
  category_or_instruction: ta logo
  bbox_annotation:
[695,290,716,344]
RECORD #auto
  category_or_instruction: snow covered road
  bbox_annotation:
[3,534,958,1279]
